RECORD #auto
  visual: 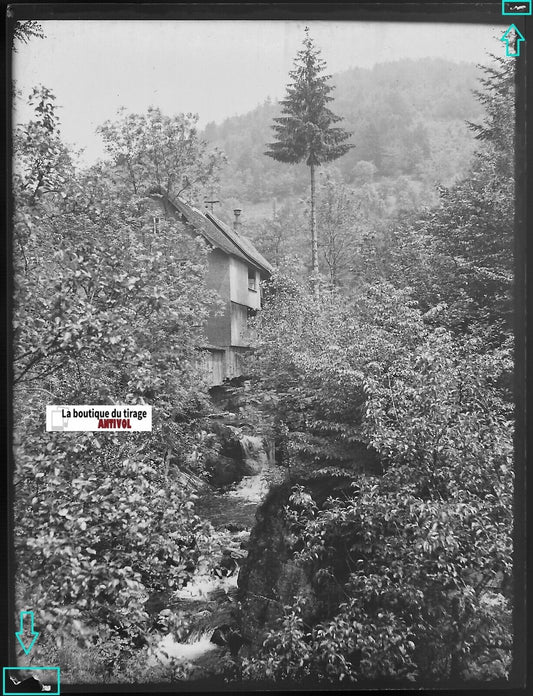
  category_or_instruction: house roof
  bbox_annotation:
[156,193,273,275]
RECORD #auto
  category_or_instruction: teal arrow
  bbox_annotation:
[501,24,525,57]
[15,610,40,654]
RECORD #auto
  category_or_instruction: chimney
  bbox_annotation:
[233,208,242,231]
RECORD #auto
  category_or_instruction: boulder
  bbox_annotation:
[207,455,244,487]
[214,550,238,577]
[210,625,249,657]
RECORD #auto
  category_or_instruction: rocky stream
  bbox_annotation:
[145,429,284,681]
[134,378,380,684]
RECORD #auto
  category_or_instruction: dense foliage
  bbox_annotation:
[241,281,513,686]
[97,107,226,201]
[240,56,515,685]
[13,87,220,667]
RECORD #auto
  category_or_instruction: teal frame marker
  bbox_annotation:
[15,611,39,654]
[501,24,526,56]
[2,667,60,696]
[502,0,532,15]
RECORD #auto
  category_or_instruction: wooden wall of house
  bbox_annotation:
[226,346,250,380]
[230,302,249,347]
[198,348,226,386]
[197,346,251,385]
[205,249,232,347]
[229,257,261,310]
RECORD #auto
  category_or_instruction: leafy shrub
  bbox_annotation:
[242,276,513,684]
[12,87,220,662]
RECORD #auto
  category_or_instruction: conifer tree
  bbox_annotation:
[466,56,515,178]
[265,28,353,286]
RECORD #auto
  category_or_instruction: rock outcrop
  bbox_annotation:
[204,422,272,488]
[237,465,378,651]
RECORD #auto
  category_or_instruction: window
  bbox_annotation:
[248,267,257,291]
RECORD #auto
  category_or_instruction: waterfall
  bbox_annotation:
[173,572,238,600]
[239,434,268,475]
[147,425,279,678]
[149,632,218,666]
[184,627,212,645]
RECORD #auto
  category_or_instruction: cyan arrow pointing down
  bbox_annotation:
[501,24,526,57]
[15,610,40,654]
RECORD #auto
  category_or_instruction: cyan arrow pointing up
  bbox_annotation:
[501,24,526,57]
[15,610,40,654]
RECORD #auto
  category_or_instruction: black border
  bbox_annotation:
[3,2,529,694]
[2,2,512,23]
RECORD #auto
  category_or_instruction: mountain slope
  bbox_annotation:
[202,58,485,214]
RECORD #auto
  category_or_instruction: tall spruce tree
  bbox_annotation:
[466,55,515,178]
[265,28,353,287]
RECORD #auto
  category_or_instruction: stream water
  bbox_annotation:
[147,435,282,678]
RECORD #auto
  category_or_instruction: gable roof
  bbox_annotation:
[154,193,273,275]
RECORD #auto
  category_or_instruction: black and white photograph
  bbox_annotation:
[7,2,526,692]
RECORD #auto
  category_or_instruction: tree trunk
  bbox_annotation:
[310,163,319,296]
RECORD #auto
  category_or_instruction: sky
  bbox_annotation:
[12,19,506,164]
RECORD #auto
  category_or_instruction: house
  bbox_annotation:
[149,192,273,385]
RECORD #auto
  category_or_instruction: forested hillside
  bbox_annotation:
[204,58,484,214]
